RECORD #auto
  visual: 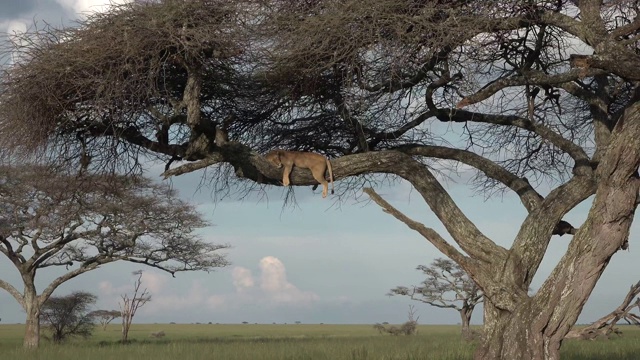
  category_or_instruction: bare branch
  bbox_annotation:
[364,188,474,270]
[0,278,24,307]
[39,264,100,305]
[457,70,607,110]
[162,155,224,178]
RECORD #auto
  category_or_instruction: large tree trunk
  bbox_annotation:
[476,298,581,360]
[23,282,40,349]
[474,104,640,360]
[460,307,473,340]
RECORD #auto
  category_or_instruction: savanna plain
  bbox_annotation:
[1,323,640,360]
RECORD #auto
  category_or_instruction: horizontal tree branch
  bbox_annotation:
[162,154,224,178]
[431,107,591,169]
[456,69,606,110]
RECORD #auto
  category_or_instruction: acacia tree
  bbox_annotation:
[389,258,482,339]
[40,291,97,343]
[88,309,121,331]
[0,165,229,348]
[1,1,639,359]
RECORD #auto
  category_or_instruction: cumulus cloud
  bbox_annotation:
[258,256,319,305]
[231,267,254,291]
[97,256,319,316]
[224,256,319,308]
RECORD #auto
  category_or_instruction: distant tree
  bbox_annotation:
[389,258,482,340]
[120,271,151,343]
[295,321,301,324]
[0,165,230,348]
[242,321,249,324]
[40,291,97,343]
[88,310,121,331]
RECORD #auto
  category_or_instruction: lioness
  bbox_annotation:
[265,150,335,198]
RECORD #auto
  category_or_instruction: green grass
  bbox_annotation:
[0,323,639,360]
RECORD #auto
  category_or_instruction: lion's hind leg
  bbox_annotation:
[311,171,329,198]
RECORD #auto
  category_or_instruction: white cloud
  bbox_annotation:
[259,256,293,293]
[2,20,27,36]
[223,256,319,308]
[258,256,319,305]
[55,0,131,16]
[231,267,254,291]
[97,256,320,316]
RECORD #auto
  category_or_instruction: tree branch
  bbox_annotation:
[410,292,460,311]
[363,188,476,271]
[39,263,100,304]
[162,154,224,178]
[0,236,27,266]
[384,153,512,263]
[369,111,437,149]
[456,69,606,109]
[510,174,596,283]
[431,107,591,169]
[0,278,25,308]
[396,144,581,235]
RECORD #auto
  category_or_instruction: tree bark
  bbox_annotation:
[460,307,473,340]
[22,280,40,349]
[474,103,640,360]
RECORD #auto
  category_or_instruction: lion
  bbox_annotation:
[265,150,335,198]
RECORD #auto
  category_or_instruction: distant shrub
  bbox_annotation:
[374,306,419,336]
[150,331,165,338]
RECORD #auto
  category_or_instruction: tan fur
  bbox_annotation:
[265,150,335,198]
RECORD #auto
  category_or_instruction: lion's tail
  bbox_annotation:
[326,158,335,195]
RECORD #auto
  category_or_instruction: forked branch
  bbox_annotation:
[395,144,580,236]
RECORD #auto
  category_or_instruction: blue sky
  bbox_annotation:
[0,0,638,326]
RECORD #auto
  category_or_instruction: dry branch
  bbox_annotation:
[565,281,640,340]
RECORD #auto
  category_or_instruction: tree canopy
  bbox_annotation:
[1,1,639,359]
[389,258,482,338]
[0,164,229,348]
[40,291,97,343]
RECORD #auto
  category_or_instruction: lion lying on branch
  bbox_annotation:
[265,150,335,198]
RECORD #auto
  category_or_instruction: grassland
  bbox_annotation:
[0,323,639,360]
